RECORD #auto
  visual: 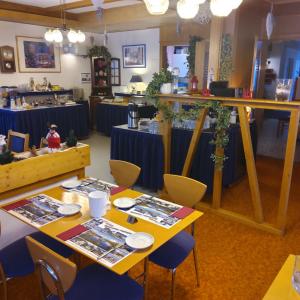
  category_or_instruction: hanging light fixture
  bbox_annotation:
[177,0,199,19]
[210,0,233,17]
[44,0,86,44]
[229,0,243,10]
[143,0,169,15]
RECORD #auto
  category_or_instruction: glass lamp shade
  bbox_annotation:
[52,29,63,43]
[143,0,169,15]
[229,0,243,9]
[177,0,199,19]
[210,0,233,17]
[44,29,54,42]
[77,30,86,43]
[68,29,78,43]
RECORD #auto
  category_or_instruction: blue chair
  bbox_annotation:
[0,228,73,300]
[26,236,144,300]
[149,174,207,300]
[7,130,30,153]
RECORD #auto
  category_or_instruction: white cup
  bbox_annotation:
[88,191,109,218]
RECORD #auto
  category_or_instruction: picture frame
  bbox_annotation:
[81,72,91,84]
[16,36,61,73]
[122,44,146,68]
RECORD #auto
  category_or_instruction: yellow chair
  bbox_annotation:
[109,160,141,188]
[7,130,29,153]
[26,236,144,300]
[149,174,207,300]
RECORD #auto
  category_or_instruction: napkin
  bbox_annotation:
[2,199,31,211]
[110,186,127,196]
[171,207,195,219]
[57,224,88,241]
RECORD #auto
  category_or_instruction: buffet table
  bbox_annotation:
[110,123,257,191]
[96,103,157,136]
[0,104,89,147]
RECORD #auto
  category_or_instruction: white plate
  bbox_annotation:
[125,232,154,250]
[61,179,81,189]
[113,197,136,209]
[58,204,81,216]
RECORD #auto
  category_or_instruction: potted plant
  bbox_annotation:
[146,69,173,100]
[66,129,78,147]
[0,145,14,165]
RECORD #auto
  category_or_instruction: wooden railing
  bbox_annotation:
[159,94,300,235]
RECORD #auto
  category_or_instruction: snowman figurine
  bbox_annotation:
[46,124,61,152]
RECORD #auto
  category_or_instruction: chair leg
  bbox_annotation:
[171,268,176,300]
[0,263,7,300]
[193,245,200,287]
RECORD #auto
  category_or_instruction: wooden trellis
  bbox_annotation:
[159,94,300,235]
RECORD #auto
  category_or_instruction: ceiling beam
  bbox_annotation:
[264,0,300,4]
[47,0,93,12]
[0,8,80,28]
[0,0,78,20]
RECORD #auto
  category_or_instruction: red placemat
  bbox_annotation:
[171,207,195,219]
[111,186,126,196]
[2,199,31,211]
[57,225,88,241]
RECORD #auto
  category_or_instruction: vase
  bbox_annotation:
[160,83,172,94]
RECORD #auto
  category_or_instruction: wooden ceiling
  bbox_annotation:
[0,0,299,33]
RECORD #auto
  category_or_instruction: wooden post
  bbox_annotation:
[161,101,172,174]
[182,108,208,176]
[277,110,300,231]
[212,147,224,209]
[238,106,263,223]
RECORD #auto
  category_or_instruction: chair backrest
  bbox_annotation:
[163,174,207,208]
[109,160,141,188]
[7,130,29,153]
[26,236,77,298]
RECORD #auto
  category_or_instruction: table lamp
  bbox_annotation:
[130,75,143,94]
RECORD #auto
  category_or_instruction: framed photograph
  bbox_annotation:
[16,36,61,73]
[81,72,91,84]
[122,44,146,68]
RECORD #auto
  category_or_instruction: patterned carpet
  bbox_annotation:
[5,156,300,300]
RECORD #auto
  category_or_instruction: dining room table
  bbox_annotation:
[263,255,300,300]
[1,178,203,299]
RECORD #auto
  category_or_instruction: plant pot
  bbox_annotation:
[160,83,172,94]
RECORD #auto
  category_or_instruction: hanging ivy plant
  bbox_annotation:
[158,100,231,169]
[186,36,202,76]
[88,46,111,61]
[219,34,233,81]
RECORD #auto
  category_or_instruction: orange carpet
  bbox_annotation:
[5,156,300,300]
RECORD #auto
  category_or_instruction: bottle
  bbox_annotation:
[10,97,15,109]
[230,108,237,124]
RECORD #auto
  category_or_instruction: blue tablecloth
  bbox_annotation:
[111,124,257,192]
[0,104,89,147]
[96,103,157,136]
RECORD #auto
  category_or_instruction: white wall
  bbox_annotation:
[106,28,160,93]
[0,21,103,98]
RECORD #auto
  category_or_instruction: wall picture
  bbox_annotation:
[16,36,61,73]
[122,44,146,68]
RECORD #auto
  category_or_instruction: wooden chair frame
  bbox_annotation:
[159,94,300,235]
[7,130,30,153]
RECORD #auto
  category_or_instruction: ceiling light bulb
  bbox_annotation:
[44,29,54,42]
[210,0,233,17]
[52,29,63,43]
[229,0,243,9]
[143,0,169,15]
[68,29,78,43]
[177,0,199,19]
[77,30,86,43]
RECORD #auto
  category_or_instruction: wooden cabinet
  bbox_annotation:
[91,56,113,97]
